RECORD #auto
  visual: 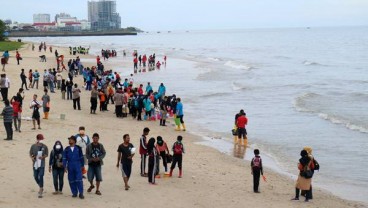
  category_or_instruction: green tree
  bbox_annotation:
[0,19,6,41]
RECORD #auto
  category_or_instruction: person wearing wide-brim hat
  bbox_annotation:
[62,136,85,199]
[29,134,49,198]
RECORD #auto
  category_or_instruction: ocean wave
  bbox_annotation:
[207,57,222,62]
[200,92,230,98]
[302,60,326,66]
[224,61,255,70]
[231,82,251,91]
[318,113,368,133]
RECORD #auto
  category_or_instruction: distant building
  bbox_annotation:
[33,14,51,23]
[88,0,121,31]
[55,13,72,22]
[32,22,57,31]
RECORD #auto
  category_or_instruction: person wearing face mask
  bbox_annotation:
[75,126,90,178]
[49,141,64,195]
[29,134,49,198]
[63,136,85,199]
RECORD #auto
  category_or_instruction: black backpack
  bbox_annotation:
[313,159,320,171]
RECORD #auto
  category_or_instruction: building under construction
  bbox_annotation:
[88,0,121,31]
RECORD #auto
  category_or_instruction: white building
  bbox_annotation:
[33,14,51,23]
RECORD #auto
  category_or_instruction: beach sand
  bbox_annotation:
[0,43,366,208]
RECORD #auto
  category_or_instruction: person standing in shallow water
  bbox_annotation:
[29,134,48,198]
[236,109,248,146]
[63,136,85,199]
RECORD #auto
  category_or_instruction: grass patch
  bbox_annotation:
[0,41,25,52]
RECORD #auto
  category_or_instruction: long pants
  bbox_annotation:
[57,80,61,89]
[33,167,45,188]
[140,154,147,175]
[295,188,311,200]
[116,105,122,117]
[171,154,182,170]
[107,95,114,104]
[137,108,142,120]
[90,97,97,112]
[67,90,72,100]
[148,156,157,183]
[68,164,83,196]
[252,168,261,192]
[13,116,21,131]
[52,168,64,192]
[21,80,28,90]
[73,98,81,110]
[159,151,168,172]
[1,87,8,101]
[61,91,66,100]
[48,81,55,92]
[32,80,39,89]
[4,122,13,139]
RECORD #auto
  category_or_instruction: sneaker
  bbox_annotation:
[72,194,77,198]
[79,194,84,199]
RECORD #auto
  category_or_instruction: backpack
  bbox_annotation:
[173,142,183,155]
[313,159,320,171]
[252,157,261,169]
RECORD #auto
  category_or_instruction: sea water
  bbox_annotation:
[21,27,368,203]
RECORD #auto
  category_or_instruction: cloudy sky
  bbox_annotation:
[0,0,367,30]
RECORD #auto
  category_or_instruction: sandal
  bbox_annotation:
[87,185,95,193]
[125,186,129,191]
[95,190,101,195]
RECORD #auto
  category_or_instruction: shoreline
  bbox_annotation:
[0,42,366,208]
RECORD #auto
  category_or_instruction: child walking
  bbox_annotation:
[169,136,185,178]
[251,149,264,193]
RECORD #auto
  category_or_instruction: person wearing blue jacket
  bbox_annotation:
[145,82,152,95]
[63,136,85,199]
[175,98,185,131]
[144,97,152,120]
[158,83,166,98]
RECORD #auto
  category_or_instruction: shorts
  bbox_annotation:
[87,165,102,182]
[237,128,247,138]
[121,162,132,178]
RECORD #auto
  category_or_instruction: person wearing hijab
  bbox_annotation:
[292,150,315,202]
[49,141,64,194]
[156,136,169,174]
[147,137,158,184]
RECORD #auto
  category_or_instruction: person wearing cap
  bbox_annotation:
[49,141,64,194]
[2,99,14,140]
[29,134,49,198]
[117,134,135,190]
[86,133,106,195]
[75,127,91,178]
[63,136,85,199]
[139,127,150,176]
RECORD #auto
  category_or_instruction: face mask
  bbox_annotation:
[38,140,43,144]
[55,144,61,150]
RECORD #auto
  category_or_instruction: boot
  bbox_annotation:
[163,120,166,126]
[175,125,180,131]
[243,138,248,147]
[179,169,182,178]
[160,119,163,126]
[169,169,173,177]
[181,123,186,131]
[233,136,238,144]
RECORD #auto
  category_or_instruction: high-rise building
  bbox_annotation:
[88,0,121,31]
[55,13,72,22]
[33,14,51,23]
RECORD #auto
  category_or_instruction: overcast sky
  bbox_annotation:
[0,0,367,30]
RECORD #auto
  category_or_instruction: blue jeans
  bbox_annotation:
[33,167,45,188]
[52,168,64,192]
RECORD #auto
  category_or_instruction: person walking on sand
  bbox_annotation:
[147,137,158,184]
[42,89,50,119]
[30,94,42,130]
[140,127,150,177]
[117,134,135,190]
[29,134,49,198]
[90,86,98,114]
[76,126,90,178]
[20,69,29,90]
[28,69,33,89]
[292,150,315,202]
[236,110,248,146]
[0,74,10,101]
[2,99,14,140]
[159,96,168,126]
[169,136,185,178]
[156,136,169,173]
[63,136,85,199]
[16,50,21,65]
[72,83,81,110]
[61,79,66,100]
[175,98,186,131]
[49,141,65,195]
[86,133,106,195]
[10,96,22,132]
[251,149,264,193]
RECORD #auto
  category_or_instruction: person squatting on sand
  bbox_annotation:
[29,134,49,198]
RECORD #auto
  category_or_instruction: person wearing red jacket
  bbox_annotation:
[138,84,144,95]
[236,109,248,146]
[139,127,150,176]
[16,50,21,65]
[142,55,147,67]
[10,96,22,132]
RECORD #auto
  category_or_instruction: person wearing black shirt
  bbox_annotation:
[86,133,106,195]
[117,134,135,190]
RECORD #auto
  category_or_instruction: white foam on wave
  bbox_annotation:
[302,60,326,66]
[318,113,368,133]
[224,61,255,70]
[231,81,250,91]
[207,57,222,62]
